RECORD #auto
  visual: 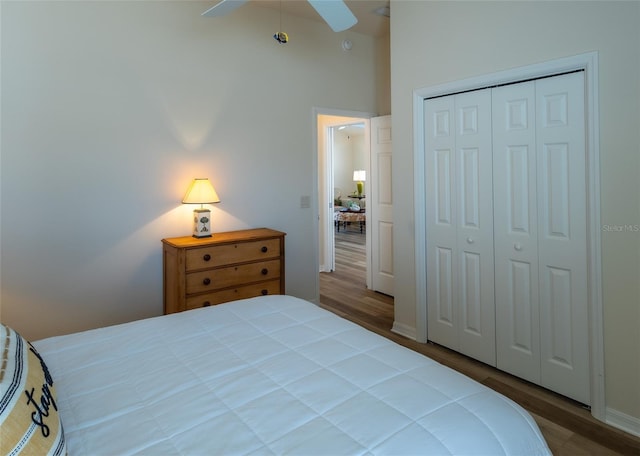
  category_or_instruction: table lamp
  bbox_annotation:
[182,178,220,238]
[353,170,366,197]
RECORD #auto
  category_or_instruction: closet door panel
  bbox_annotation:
[536,72,589,404]
[508,260,535,350]
[492,81,541,383]
[461,251,482,332]
[455,90,495,365]
[435,246,455,326]
[425,96,459,349]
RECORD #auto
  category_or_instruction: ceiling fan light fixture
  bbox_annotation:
[274,31,289,44]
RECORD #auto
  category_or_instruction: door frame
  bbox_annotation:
[313,107,374,300]
[412,52,604,419]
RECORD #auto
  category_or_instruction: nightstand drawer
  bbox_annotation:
[186,238,281,271]
[185,280,282,310]
[186,259,281,294]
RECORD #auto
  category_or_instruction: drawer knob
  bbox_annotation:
[203,254,211,262]
[202,301,211,307]
[261,268,268,275]
[261,289,268,295]
[203,278,211,285]
[261,246,268,253]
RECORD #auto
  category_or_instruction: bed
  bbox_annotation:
[3,295,551,455]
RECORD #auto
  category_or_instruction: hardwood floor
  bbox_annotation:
[319,230,640,455]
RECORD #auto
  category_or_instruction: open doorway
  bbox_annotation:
[316,111,394,299]
[330,122,368,290]
[316,113,370,287]
[315,110,395,332]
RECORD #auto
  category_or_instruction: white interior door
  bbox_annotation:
[455,90,495,365]
[494,73,589,404]
[425,95,458,350]
[535,72,589,404]
[370,115,394,296]
[493,80,542,384]
[425,90,495,365]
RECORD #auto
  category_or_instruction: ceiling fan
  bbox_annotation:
[201,0,358,33]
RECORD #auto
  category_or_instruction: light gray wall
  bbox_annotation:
[333,128,366,200]
[390,0,639,426]
[1,1,382,339]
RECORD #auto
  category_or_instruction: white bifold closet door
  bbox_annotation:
[425,89,496,366]
[492,81,541,384]
[425,72,589,404]
[493,72,589,404]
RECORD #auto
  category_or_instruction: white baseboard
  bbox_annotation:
[391,321,416,340]
[606,407,640,437]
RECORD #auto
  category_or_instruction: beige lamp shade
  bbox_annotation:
[182,178,220,238]
[352,170,366,182]
[182,178,220,205]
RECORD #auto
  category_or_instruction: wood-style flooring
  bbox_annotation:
[319,229,640,455]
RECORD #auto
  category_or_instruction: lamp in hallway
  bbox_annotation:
[182,178,220,238]
[353,170,365,197]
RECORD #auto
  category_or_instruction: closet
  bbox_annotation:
[424,71,589,405]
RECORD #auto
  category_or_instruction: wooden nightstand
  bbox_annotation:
[162,228,285,314]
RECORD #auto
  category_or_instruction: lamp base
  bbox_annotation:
[192,208,212,238]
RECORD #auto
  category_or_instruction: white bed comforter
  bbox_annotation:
[34,295,551,455]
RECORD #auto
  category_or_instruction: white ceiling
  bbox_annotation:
[248,0,390,37]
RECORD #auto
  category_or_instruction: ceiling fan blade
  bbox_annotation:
[307,0,358,32]
[201,0,248,17]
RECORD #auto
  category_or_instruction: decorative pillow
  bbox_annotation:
[0,324,67,455]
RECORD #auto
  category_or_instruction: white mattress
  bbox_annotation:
[34,295,551,455]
